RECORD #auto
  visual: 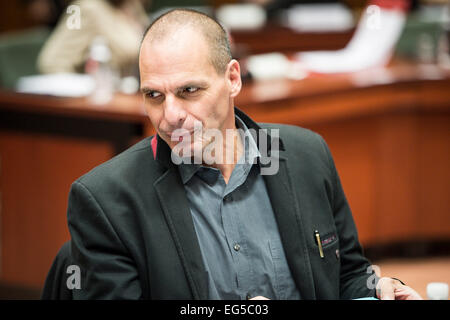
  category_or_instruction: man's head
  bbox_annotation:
[139,9,242,156]
[142,9,232,75]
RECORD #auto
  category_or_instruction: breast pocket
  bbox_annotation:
[313,231,340,265]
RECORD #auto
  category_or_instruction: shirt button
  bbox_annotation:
[233,243,241,252]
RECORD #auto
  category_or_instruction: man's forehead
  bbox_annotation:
[139,43,216,92]
[141,29,208,63]
[139,29,218,79]
[140,45,211,74]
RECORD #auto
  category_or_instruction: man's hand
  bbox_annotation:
[376,277,423,300]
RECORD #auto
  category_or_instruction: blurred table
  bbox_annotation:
[0,61,449,292]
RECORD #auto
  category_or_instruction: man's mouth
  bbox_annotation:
[167,129,195,143]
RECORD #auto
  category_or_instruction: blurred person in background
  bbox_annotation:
[37,0,150,76]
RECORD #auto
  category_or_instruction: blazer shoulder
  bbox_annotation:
[259,122,326,151]
[260,122,319,137]
[259,123,334,176]
[75,136,159,191]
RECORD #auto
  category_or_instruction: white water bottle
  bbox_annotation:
[86,36,115,104]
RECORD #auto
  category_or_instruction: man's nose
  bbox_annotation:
[164,95,187,127]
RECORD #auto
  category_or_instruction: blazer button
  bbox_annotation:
[233,243,241,252]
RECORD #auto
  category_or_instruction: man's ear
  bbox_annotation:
[226,59,242,98]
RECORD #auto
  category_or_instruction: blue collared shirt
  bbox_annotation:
[177,116,301,300]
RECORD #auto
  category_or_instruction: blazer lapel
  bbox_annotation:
[263,156,317,299]
[153,136,209,300]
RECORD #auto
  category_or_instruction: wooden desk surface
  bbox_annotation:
[0,89,147,124]
[1,62,449,289]
[1,61,448,125]
[237,63,450,123]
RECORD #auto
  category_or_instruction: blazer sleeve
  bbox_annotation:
[67,180,142,299]
[318,136,379,299]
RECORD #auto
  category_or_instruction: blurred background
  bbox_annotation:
[0,0,449,299]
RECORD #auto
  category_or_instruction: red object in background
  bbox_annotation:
[370,0,411,12]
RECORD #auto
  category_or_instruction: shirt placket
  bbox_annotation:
[220,165,255,299]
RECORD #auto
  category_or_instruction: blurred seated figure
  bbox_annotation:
[294,0,413,74]
[37,0,149,76]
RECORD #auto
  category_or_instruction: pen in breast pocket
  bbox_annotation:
[314,230,324,258]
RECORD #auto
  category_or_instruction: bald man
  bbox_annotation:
[66,9,422,300]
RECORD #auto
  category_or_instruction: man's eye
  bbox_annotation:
[147,91,162,99]
[183,87,199,94]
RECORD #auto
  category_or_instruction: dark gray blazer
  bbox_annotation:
[67,108,377,299]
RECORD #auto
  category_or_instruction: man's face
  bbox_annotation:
[139,28,240,158]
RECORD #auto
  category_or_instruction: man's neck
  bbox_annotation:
[202,126,244,184]
[219,127,244,184]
